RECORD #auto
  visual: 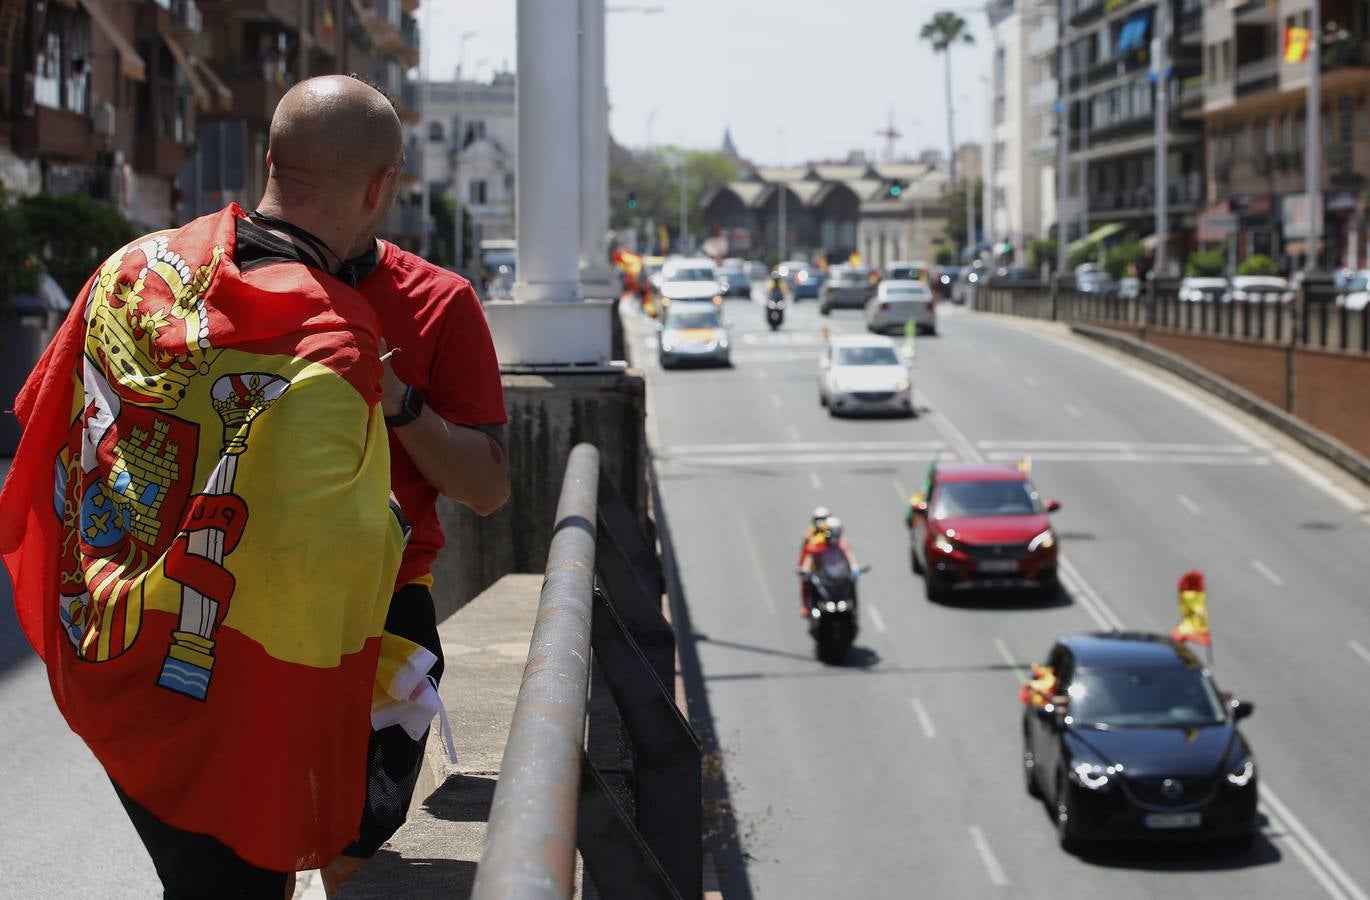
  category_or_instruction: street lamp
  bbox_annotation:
[457,31,477,80]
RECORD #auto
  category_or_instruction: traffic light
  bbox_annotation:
[888,183,903,199]
[626,190,638,210]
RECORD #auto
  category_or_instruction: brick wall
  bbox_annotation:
[1146,332,1292,411]
[1295,349,1370,459]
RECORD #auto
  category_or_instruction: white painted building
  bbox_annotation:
[417,72,517,243]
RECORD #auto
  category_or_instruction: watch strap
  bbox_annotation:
[384,385,425,428]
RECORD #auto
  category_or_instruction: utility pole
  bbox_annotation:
[1056,27,1070,273]
[1153,0,1169,275]
[777,128,787,260]
[677,159,687,253]
[966,169,976,264]
[1305,0,1321,273]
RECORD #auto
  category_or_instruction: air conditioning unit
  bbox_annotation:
[93,101,116,136]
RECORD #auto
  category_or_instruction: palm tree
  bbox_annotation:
[920,12,975,190]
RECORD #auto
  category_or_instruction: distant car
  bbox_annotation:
[907,461,1060,601]
[715,264,751,298]
[1023,632,1258,853]
[820,264,877,314]
[1118,277,1141,300]
[935,266,963,299]
[1224,276,1294,304]
[779,261,825,299]
[658,258,724,308]
[1075,269,1118,294]
[657,300,730,368]
[817,334,912,417]
[990,266,1039,284]
[884,260,931,284]
[1177,277,1228,303]
[1337,269,1370,310]
[952,264,986,304]
[745,260,769,283]
[866,280,936,335]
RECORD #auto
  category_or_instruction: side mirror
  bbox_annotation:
[1046,499,1061,513]
[1231,699,1254,720]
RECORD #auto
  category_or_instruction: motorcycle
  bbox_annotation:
[765,291,786,331]
[799,563,870,664]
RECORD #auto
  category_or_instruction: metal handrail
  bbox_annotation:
[473,444,600,899]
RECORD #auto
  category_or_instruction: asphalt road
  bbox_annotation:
[633,287,1370,899]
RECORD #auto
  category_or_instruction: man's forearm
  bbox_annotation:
[393,411,510,515]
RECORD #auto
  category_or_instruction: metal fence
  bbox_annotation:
[472,444,702,900]
[974,280,1370,355]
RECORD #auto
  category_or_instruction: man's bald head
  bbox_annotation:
[268,75,403,187]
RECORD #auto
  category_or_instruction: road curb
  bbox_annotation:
[1067,322,1370,488]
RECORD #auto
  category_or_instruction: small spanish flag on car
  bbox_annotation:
[1171,570,1211,646]
[1019,663,1058,707]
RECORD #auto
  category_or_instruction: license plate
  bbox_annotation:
[978,560,1020,573]
[1144,812,1201,829]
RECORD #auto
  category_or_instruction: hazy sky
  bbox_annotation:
[422,0,992,166]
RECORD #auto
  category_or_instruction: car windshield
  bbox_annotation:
[665,309,719,329]
[667,267,716,282]
[887,266,925,281]
[1069,666,1227,728]
[836,346,901,366]
[886,285,930,296]
[933,479,1039,517]
[835,268,871,282]
[719,267,744,277]
[1345,274,1369,292]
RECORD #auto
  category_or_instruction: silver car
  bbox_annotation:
[820,264,877,314]
[865,280,936,335]
[658,301,730,368]
[818,335,913,417]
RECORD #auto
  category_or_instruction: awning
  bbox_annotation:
[1066,222,1125,253]
[194,58,234,110]
[77,0,145,81]
[158,26,210,109]
[1115,9,1152,55]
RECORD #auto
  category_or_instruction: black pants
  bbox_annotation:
[342,583,444,858]
[113,781,288,900]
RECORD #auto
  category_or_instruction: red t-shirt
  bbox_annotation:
[357,240,507,590]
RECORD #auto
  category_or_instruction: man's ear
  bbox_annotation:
[265,149,274,177]
[365,165,398,212]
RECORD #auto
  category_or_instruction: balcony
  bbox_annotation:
[197,0,301,29]
[1235,56,1279,96]
[136,135,190,178]
[1028,78,1058,108]
[12,104,93,160]
[1229,0,1276,24]
[1179,75,1205,107]
[1027,21,1058,56]
[1087,178,1205,214]
[1068,0,1105,27]
[220,67,288,122]
[166,0,202,35]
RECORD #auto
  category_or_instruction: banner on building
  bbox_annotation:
[1283,26,1310,63]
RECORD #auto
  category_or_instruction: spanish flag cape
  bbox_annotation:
[0,205,404,871]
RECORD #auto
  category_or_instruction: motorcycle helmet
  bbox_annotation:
[824,516,843,540]
[811,506,831,526]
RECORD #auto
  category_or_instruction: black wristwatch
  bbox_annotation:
[385,384,425,428]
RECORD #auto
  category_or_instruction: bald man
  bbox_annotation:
[1,75,411,900]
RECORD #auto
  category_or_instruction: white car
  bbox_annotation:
[865,280,936,335]
[658,258,724,309]
[818,335,913,417]
[1224,276,1294,304]
[1177,277,1228,303]
[1337,270,1370,310]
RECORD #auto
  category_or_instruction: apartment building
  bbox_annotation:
[1062,0,1206,260]
[1201,0,1370,269]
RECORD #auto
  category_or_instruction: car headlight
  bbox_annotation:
[896,378,911,392]
[660,337,675,352]
[941,275,951,284]
[1069,761,1114,791]
[717,334,729,349]
[1028,529,1055,552]
[712,295,723,306]
[1226,759,1256,787]
[933,534,957,555]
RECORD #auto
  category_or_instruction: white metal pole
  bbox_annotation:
[777,129,787,260]
[1154,0,1169,275]
[1305,1,1320,273]
[512,0,581,302]
[578,0,613,295]
[1056,29,1069,272]
[677,161,687,254]
[419,0,432,258]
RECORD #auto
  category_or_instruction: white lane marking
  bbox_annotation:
[1178,493,1202,516]
[985,451,1269,466]
[1056,556,1126,632]
[660,452,942,468]
[1061,549,1366,900]
[1024,375,1040,388]
[1064,402,1084,419]
[665,440,946,454]
[911,698,937,740]
[1252,559,1285,587]
[785,425,801,441]
[967,825,1009,888]
[1349,640,1370,668]
[737,511,777,616]
[769,392,783,408]
[1262,785,1370,900]
[914,388,982,463]
[808,470,823,490]
[867,603,887,633]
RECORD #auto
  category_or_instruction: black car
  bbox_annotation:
[935,266,962,299]
[1022,633,1258,853]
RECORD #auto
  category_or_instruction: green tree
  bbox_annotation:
[0,190,44,302]
[1029,239,1057,274]
[1067,241,1099,270]
[610,143,739,250]
[1236,253,1278,276]
[942,178,983,254]
[18,193,137,298]
[934,245,955,266]
[1103,238,1146,279]
[1186,247,1226,277]
[920,12,974,189]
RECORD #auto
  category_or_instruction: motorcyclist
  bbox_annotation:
[798,516,859,617]
[797,506,832,565]
[767,271,788,303]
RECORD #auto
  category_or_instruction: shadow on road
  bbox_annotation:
[933,584,1075,611]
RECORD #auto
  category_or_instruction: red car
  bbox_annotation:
[907,463,1061,602]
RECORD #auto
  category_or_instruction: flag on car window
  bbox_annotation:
[1171,570,1211,646]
